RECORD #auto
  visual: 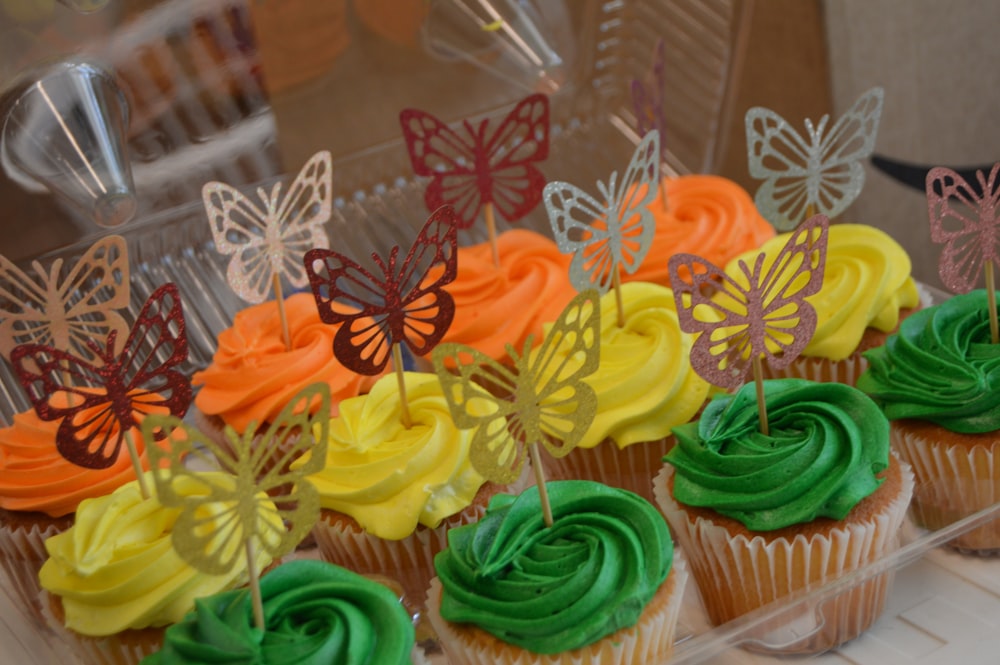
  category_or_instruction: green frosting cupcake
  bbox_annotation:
[858,289,1000,433]
[434,480,672,655]
[143,559,415,665]
[666,379,889,531]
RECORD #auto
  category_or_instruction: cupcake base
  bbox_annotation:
[426,554,688,665]
[891,420,1000,553]
[40,591,163,665]
[654,456,914,655]
[312,480,511,608]
[0,509,73,625]
[542,437,673,506]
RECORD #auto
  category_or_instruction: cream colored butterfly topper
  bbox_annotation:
[203,150,332,304]
[0,235,129,363]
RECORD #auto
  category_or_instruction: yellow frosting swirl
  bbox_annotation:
[304,372,485,540]
[725,224,920,361]
[39,472,278,636]
[541,282,712,449]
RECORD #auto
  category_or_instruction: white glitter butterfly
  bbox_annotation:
[544,131,659,293]
[203,151,332,304]
[746,87,883,231]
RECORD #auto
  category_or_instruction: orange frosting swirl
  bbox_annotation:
[0,396,150,518]
[626,175,774,286]
[193,293,377,432]
[430,229,576,362]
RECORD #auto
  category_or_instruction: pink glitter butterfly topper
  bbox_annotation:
[400,94,550,229]
[10,283,191,469]
[668,215,829,390]
[927,163,1000,293]
[304,205,459,375]
[631,39,667,162]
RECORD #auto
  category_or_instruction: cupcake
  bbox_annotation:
[656,378,914,654]
[303,371,518,607]
[421,229,576,366]
[143,559,420,665]
[540,281,714,503]
[428,480,687,664]
[723,224,920,385]
[39,472,280,665]
[192,292,380,442]
[626,174,775,287]
[0,393,157,621]
[857,290,1000,552]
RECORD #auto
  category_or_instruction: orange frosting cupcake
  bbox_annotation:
[0,395,152,519]
[193,292,378,432]
[428,229,576,362]
[627,175,774,287]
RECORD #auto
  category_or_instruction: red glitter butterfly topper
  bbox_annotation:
[668,215,829,390]
[10,283,191,469]
[400,93,550,229]
[304,205,459,375]
[927,163,1000,293]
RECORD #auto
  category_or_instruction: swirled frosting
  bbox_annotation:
[666,379,889,531]
[724,224,919,361]
[194,293,378,432]
[627,175,774,286]
[0,393,155,518]
[435,480,672,654]
[858,290,1000,433]
[428,229,576,361]
[144,559,414,665]
[540,281,712,449]
[39,472,277,636]
[304,372,486,540]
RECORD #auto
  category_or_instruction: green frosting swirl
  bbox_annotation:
[666,379,889,531]
[858,290,1000,433]
[143,560,415,665]
[434,480,672,654]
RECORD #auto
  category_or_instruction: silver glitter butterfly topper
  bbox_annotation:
[746,87,883,231]
[544,130,659,319]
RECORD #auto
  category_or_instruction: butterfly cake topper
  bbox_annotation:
[544,130,659,325]
[144,382,330,630]
[631,40,668,165]
[203,150,333,349]
[305,205,459,427]
[11,282,191,497]
[401,94,550,266]
[0,235,129,364]
[668,215,829,433]
[746,87,883,231]
[927,162,1000,342]
[432,289,600,526]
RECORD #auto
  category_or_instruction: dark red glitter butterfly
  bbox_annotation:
[304,206,458,375]
[10,283,191,469]
[400,93,550,229]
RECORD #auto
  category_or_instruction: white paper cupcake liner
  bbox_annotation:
[764,352,865,387]
[426,553,687,665]
[39,590,163,665]
[0,517,67,623]
[542,437,672,505]
[654,460,914,654]
[892,425,1000,552]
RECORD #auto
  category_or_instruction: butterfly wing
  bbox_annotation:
[400,108,481,228]
[478,93,550,224]
[546,131,658,292]
[668,215,828,389]
[204,151,332,303]
[747,88,882,230]
[927,164,1000,293]
[521,289,600,459]
[0,235,129,362]
[432,343,524,484]
[631,40,666,157]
